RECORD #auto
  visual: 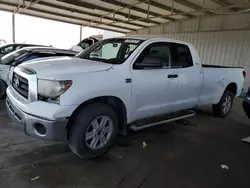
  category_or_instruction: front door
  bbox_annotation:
[131,42,178,121]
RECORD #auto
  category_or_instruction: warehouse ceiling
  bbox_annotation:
[0,0,250,33]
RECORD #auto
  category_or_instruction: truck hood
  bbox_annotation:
[20,57,113,79]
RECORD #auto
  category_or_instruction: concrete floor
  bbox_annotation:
[0,99,250,188]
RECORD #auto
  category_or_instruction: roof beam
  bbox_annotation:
[27,7,135,31]
[138,0,193,18]
[0,6,127,33]
[15,0,41,13]
[37,1,145,28]
[174,0,203,10]
[0,1,133,32]
[57,0,161,25]
[174,0,214,15]
[210,0,239,11]
[210,0,231,7]
[0,7,127,33]
[0,1,139,31]
[99,0,175,22]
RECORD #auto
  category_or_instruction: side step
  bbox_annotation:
[130,110,196,131]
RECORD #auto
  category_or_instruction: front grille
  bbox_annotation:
[12,73,29,99]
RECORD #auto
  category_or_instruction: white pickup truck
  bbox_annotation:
[6,37,245,158]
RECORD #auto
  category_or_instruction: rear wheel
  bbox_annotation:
[212,90,234,118]
[67,103,118,159]
[0,79,7,99]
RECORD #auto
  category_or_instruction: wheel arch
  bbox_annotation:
[225,82,237,96]
[67,96,128,136]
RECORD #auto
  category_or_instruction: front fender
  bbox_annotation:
[59,68,132,122]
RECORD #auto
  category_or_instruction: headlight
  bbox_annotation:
[38,79,72,98]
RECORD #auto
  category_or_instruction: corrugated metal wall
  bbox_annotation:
[128,13,250,91]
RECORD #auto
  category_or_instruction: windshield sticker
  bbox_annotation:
[124,39,140,43]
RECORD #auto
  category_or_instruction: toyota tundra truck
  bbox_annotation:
[6,37,245,158]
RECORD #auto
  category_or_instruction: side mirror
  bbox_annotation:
[140,55,164,68]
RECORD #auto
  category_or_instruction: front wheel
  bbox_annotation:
[212,90,234,118]
[67,103,118,159]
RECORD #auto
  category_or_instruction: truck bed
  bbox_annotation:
[198,65,245,106]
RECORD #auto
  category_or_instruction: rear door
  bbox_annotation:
[171,43,202,111]
[131,42,178,121]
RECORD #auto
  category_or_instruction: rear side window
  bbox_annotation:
[172,44,193,68]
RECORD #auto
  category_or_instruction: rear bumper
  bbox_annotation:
[6,94,68,142]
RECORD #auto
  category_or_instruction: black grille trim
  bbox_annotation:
[12,73,29,99]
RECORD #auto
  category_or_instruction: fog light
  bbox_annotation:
[34,123,47,136]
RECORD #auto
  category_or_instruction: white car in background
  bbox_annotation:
[6,37,245,159]
[0,39,6,45]
[71,37,100,52]
[0,47,77,98]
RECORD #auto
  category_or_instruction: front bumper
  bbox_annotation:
[6,94,68,142]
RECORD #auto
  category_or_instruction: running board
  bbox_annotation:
[130,110,196,131]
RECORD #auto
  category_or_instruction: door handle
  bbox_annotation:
[167,74,178,78]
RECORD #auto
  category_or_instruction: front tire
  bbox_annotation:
[68,103,118,159]
[212,90,234,118]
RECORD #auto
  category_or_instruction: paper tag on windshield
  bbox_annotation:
[124,39,140,43]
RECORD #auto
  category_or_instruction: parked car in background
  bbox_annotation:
[0,47,77,98]
[71,37,100,52]
[0,39,7,45]
[6,37,245,159]
[243,87,250,118]
[0,43,47,57]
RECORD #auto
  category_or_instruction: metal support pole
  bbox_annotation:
[12,13,15,43]
[171,0,175,14]
[80,25,82,42]
[128,7,131,20]
[147,0,150,24]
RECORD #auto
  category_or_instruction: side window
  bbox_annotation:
[80,42,90,49]
[125,44,137,58]
[15,45,23,50]
[172,44,193,68]
[1,46,14,53]
[79,39,94,50]
[134,42,171,69]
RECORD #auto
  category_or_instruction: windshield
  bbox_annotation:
[77,38,144,64]
[0,49,29,65]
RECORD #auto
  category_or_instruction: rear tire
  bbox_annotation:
[212,90,234,118]
[0,79,7,99]
[67,103,118,159]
